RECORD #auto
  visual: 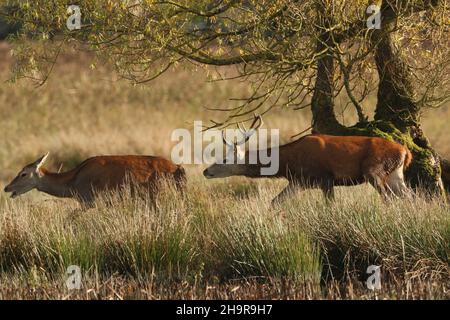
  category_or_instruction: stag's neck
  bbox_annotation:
[239,149,284,178]
[37,168,75,198]
[240,163,265,178]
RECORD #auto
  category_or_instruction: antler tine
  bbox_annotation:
[250,114,263,131]
[257,114,263,129]
[222,131,235,147]
[237,122,248,135]
[235,114,264,144]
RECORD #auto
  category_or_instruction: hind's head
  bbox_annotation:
[4,153,49,198]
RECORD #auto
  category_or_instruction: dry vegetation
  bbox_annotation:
[0,43,448,299]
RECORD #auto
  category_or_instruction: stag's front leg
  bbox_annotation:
[271,182,299,208]
[321,182,335,201]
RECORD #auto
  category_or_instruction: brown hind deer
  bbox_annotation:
[203,115,412,206]
[4,153,186,206]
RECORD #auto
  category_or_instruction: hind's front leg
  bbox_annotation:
[75,190,96,209]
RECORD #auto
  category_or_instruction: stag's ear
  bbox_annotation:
[34,152,50,170]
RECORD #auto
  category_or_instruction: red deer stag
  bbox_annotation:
[203,115,412,205]
[4,153,186,206]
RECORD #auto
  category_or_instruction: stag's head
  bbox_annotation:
[203,115,262,179]
[4,153,49,198]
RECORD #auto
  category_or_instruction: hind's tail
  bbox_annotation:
[173,165,187,191]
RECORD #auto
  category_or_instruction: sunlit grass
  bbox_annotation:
[0,176,448,299]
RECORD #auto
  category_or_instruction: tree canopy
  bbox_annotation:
[3,1,448,124]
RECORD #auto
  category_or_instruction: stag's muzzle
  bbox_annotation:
[203,169,213,178]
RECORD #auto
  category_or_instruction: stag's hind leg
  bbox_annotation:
[363,164,390,200]
[368,176,390,200]
[385,166,411,198]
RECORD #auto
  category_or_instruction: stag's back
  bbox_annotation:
[279,134,411,181]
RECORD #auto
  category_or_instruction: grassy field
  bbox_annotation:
[0,42,448,299]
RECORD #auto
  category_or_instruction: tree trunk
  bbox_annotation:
[311,38,345,134]
[310,3,346,134]
[370,17,444,195]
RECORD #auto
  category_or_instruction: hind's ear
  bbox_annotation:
[34,152,50,170]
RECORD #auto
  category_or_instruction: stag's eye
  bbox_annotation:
[20,172,27,178]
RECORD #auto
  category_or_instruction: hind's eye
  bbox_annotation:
[20,173,27,178]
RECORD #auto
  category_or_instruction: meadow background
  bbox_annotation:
[0,42,448,299]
